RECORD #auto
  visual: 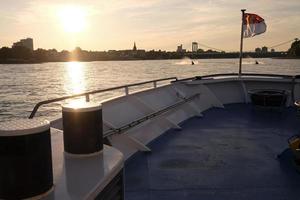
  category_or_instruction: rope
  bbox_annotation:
[197,43,226,52]
[268,38,297,49]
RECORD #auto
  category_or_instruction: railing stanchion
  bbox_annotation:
[85,94,90,102]
[153,81,157,88]
[125,86,129,96]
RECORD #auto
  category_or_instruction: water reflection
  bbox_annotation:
[64,62,86,105]
[65,62,86,94]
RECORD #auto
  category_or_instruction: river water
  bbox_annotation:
[0,58,300,122]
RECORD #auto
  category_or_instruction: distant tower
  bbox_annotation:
[177,44,183,52]
[192,42,198,52]
[133,42,137,51]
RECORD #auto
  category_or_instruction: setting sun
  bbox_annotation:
[58,6,87,33]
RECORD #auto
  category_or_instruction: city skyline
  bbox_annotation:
[6,38,285,53]
[1,0,299,52]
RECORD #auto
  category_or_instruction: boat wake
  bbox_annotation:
[175,57,198,65]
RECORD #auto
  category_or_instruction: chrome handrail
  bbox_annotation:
[173,73,299,103]
[172,73,298,83]
[103,93,200,137]
[29,77,178,119]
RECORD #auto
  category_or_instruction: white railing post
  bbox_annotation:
[153,81,157,88]
[125,86,129,96]
[85,94,90,102]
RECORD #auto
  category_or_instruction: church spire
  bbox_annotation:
[133,42,137,51]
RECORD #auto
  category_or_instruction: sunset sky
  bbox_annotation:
[1,0,299,52]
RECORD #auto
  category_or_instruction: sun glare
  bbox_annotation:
[65,61,86,94]
[64,61,88,107]
[59,6,87,33]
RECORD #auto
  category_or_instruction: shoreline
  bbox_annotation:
[1,56,298,65]
[272,57,300,59]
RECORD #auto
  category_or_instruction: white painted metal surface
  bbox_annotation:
[43,128,124,200]
[62,102,101,112]
[50,76,300,159]
[0,119,50,136]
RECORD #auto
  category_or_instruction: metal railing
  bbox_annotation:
[29,73,300,119]
[103,93,200,137]
[29,77,177,119]
[172,73,299,83]
[172,73,299,103]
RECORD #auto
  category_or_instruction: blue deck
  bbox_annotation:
[124,104,300,200]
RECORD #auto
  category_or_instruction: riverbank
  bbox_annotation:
[0,45,289,64]
[0,53,292,64]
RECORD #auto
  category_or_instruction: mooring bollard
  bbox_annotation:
[0,119,53,199]
[62,102,103,156]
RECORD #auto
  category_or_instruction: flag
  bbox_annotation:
[243,13,266,38]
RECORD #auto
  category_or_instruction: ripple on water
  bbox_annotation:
[0,58,300,122]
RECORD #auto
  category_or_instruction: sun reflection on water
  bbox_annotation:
[64,62,86,104]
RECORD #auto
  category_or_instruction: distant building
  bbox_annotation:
[192,42,198,52]
[177,44,186,53]
[255,47,261,53]
[12,38,33,51]
[177,44,183,52]
[261,46,268,53]
[133,42,137,51]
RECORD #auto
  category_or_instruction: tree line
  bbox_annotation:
[287,40,300,57]
[0,41,298,64]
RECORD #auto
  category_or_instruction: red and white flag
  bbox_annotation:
[243,13,266,38]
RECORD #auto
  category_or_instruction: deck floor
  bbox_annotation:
[124,104,300,200]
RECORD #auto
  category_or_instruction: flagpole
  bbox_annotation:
[239,9,246,77]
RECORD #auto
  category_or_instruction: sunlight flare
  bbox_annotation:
[58,6,87,33]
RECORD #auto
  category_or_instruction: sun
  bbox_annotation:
[58,6,87,33]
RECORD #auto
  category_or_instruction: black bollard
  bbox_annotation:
[62,102,103,155]
[0,119,53,199]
